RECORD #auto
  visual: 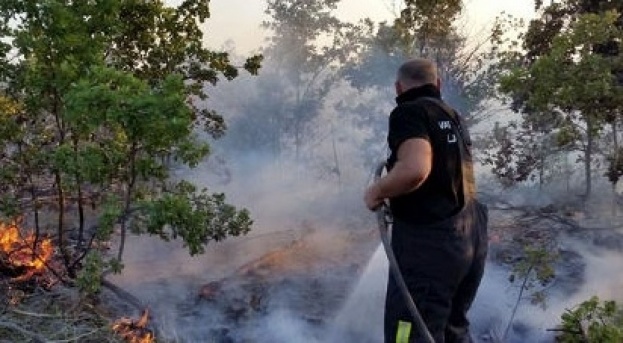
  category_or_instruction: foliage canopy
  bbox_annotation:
[0,0,259,288]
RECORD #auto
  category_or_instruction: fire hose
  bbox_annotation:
[374,162,435,343]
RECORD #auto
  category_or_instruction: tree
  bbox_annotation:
[558,296,623,342]
[393,0,462,55]
[497,9,623,198]
[344,0,498,119]
[0,0,258,289]
[339,0,499,170]
[224,0,364,164]
[483,121,558,187]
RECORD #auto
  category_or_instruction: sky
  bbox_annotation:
[202,0,538,54]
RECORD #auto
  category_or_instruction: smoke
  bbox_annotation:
[105,19,623,343]
[240,310,323,342]
[318,228,623,343]
[105,37,391,339]
[468,234,623,343]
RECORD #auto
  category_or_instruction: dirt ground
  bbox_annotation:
[2,199,622,342]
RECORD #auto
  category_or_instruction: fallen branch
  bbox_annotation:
[101,278,163,340]
[101,278,144,311]
[48,328,102,343]
[546,327,582,334]
[546,326,589,341]
[10,308,63,318]
[68,230,99,272]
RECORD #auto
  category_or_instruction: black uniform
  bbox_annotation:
[384,84,488,343]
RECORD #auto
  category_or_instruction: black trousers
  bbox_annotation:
[384,201,488,343]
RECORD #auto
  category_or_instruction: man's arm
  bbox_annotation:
[364,138,432,211]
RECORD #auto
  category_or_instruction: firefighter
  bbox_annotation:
[364,58,488,343]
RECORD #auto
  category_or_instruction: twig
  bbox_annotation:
[68,230,98,272]
[12,230,70,285]
[40,258,70,286]
[48,328,102,343]
[503,264,534,340]
[546,327,582,334]
[0,320,47,343]
[101,278,144,311]
[9,308,63,318]
[546,321,589,341]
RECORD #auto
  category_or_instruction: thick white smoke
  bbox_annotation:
[107,22,623,343]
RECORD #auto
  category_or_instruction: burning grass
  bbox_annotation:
[112,309,156,343]
[0,220,150,342]
[0,220,55,285]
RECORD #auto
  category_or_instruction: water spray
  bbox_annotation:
[374,162,435,343]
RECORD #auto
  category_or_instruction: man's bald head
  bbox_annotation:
[395,58,440,94]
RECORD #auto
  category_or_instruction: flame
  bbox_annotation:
[0,220,54,281]
[112,309,155,343]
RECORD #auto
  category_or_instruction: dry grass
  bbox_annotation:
[0,280,125,343]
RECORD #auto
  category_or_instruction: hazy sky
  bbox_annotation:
[202,0,537,54]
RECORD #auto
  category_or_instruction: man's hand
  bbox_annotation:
[364,183,384,211]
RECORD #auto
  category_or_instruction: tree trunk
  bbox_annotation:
[612,120,619,216]
[117,144,138,262]
[294,122,301,162]
[565,153,571,195]
[538,154,545,190]
[330,121,341,187]
[54,171,72,276]
[73,138,85,246]
[614,120,619,152]
[584,119,594,199]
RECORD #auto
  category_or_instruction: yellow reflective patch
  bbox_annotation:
[396,320,412,343]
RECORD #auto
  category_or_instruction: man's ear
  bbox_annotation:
[395,81,403,95]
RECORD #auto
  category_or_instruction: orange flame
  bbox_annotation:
[112,309,155,343]
[0,221,54,280]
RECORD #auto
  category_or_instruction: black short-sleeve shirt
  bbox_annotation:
[386,84,464,225]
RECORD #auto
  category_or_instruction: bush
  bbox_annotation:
[558,296,623,343]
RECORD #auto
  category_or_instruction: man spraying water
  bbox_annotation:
[364,58,488,343]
